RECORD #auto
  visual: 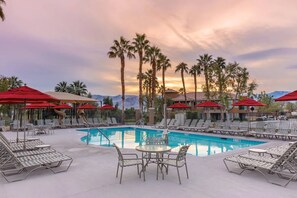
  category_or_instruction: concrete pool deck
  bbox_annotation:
[1,128,296,198]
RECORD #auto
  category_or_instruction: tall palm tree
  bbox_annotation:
[108,36,135,124]
[197,54,213,100]
[144,46,160,108]
[189,64,201,105]
[132,33,150,116]
[68,80,88,96]
[8,76,23,89]
[0,0,5,21]
[213,57,226,100]
[175,62,189,103]
[55,81,68,92]
[157,53,171,103]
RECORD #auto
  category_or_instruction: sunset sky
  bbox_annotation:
[1,0,297,95]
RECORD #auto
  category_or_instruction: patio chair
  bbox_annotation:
[63,118,72,128]
[0,140,72,182]
[112,117,120,125]
[223,142,297,187]
[158,145,190,184]
[249,121,266,138]
[0,134,44,152]
[113,143,143,184]
[177,119,192,130]
[194,120,211,132]
[184,119,198,131]
[0,120,5,132]
[275,121,291,140]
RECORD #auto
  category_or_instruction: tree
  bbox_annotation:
[212,57,227,101]
[189,64,201,105]
[8,76,23,89]
[0,0,5,21]
[228,62,249,99]
[144,46,161,108]
[68,80,88,96]
[55,81,68,92]
[157,53,171,104]
[196,54,213,100]
[103,96,113,106]
[108,36,135,124]
[132,33,150,116]
[175,62,189,103]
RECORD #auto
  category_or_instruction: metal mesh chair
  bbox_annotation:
[159,145,190,184]
[113,143,143,184]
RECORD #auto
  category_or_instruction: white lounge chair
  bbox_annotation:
[223,142,297,187]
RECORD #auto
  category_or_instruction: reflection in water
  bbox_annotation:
[80,127,264,156]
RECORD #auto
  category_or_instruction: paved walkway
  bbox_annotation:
[1,128,296,198]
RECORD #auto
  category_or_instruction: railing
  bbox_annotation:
[135,119,144,127]
[87,127,111,146]
[97,128,111,146]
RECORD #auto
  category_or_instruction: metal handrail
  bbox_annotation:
[86,127,111,146]
[97,128,111,146]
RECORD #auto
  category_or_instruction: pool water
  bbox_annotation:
[79,127,265,156]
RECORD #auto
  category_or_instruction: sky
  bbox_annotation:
[1,0,297,96]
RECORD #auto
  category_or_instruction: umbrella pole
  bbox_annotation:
[23,99,27,150]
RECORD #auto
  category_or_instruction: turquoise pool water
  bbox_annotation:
[79,127,265,156]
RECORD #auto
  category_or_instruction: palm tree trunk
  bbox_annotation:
[120,57,125,124]
[138,52,143,117]
[194,73,197,105]
[181,70,187,103]
[162,68,165,104]
[152,62,156,108]
[204,66,210,100]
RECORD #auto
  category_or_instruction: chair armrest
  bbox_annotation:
[122,153,139,158]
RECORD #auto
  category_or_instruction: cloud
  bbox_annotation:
[1,0,297,95]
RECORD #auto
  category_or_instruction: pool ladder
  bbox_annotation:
[87,128,111,146]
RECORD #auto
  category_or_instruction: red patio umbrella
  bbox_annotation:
[24,102,56,109]
[0,85,57,102]
[99,104,115,110]
[78,104,97,109]
[196,101,222,108]
[0,85,57,144]
[196,101,222,120]
[54,104,72,109]
[275,90,297,101]
[232,98,265,107]
[232,98,265,127]
[168,102,191,109]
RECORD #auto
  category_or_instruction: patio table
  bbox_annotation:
[136,145,171,181]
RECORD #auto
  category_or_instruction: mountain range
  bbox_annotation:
[93,91,290,109]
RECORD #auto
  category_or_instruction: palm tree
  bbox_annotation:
[175,62,189,103]
[132,33,150,116]
[108,36,135,124]
[55,81,68,92]
[68,80,88,96]
[197,54,213,100]
[144,46,160,108]
[157,53,171,104]
[189,64,201,105]
[8,76,23,89]
[213,57,226,100]
[0,0,5,21]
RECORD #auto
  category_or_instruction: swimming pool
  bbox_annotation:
[79,127,265,156]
